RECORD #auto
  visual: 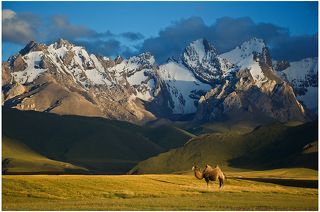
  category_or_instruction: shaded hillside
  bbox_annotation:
[3,136,88,174]
[230,121,318,169]
[129,121,318,174]
[2,108,192,174]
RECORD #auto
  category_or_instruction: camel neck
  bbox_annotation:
[194,169,203,180]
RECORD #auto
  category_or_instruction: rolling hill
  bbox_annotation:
[2,108,192,174]
[129,121,318,174]
[3,136,88,174]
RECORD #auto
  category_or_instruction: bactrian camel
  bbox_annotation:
[192,164,227,189]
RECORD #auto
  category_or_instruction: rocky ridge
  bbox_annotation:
[2,38,315,124]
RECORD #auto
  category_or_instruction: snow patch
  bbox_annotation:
[279,57,318,111]
[220,38,265,65]
[159,62,211,114]
[220,38,267,87]
[282,58,318,82]
[127,70,148,85]
[190,39,206,61]
[12,51,47,83]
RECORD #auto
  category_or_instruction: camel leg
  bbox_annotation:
[205,178,210,189]
[219,178,223,190]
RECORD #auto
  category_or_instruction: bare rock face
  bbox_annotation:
[99,56,115,68]
[11,55,28,72]
[19,40,48,55]
[2,62,12,86]
[268,82,305,121]
[61,51,75,67]
[223,91,242,113]
[5,82,27,100]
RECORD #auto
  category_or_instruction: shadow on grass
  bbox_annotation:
[235,177,318,188]
[149,178,185,186]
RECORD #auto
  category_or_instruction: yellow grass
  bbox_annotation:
[2,169,318,210]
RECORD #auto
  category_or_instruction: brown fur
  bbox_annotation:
[192,165,204,180]
[192,164,226,189]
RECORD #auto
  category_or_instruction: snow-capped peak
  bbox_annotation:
[17,40,48,56]
[219,38,269,87]
[135,52,156,66]
[181,38,226,84]
[240,37,265,53]
[53,38,75,49]
[183,38,218,62]
[19,41,38,54]
[220,37,265,65]
[189,39,206,61]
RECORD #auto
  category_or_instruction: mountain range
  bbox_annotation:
[2,38,317,124]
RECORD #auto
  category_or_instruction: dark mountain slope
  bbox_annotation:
[129,121,317,174]
[3,136,88,174]
[2,108,192,174]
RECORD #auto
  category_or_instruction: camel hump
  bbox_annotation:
[205,164,213,171]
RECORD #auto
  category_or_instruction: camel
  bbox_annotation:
[192,164,226,189]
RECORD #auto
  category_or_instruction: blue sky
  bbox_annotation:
[2,1,318,62]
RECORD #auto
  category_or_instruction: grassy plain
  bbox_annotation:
[2,168,318,210]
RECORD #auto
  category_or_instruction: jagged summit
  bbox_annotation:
[53,38,75,49]
[14,38,77,59]
[220,37,266,65]
[181,38,234,84]
[2,38,314,124]
[18,40,47,56]
[241,37,265,50]
[20,40,37,53]
[183,38,218,62]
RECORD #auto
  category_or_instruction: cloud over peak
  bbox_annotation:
[2,9,317,62]
[139,16,318,62]
[2,9,40,44]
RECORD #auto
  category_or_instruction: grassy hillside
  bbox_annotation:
[2,171,317,210]
[129,121,318,174]
[2,108,192,174]
[3,137,88,174]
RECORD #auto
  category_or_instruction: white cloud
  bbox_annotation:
[2,9,38,44]
[2,9,16,20]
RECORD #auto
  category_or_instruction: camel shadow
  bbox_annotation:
[149,178,186,186]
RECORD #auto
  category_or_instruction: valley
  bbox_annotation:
[3,107,317,175]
